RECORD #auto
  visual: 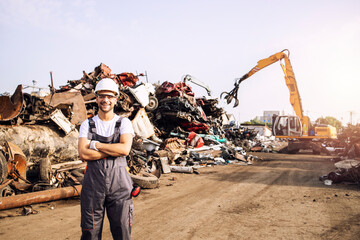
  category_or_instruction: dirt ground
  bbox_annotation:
[1,152,360,240]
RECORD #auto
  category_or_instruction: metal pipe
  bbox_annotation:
[0,185,82,210]
[169,166,194,173]
[50,71,55,93]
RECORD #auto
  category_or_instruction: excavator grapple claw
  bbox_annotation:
[220,82,240,107]
[220,91,233,104]
[221,90,240,107]
[220,91,228,99]
[233,98,239,108]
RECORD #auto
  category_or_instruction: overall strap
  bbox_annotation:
[88,117,123,143]
[88,118,96,140]
[112,117,123,142]
[86,116,126,163]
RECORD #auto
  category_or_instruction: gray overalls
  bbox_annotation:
[81,117,134,240]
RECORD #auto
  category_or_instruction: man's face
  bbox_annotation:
[95,90,118,113]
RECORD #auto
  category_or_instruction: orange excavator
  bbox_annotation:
[221,49,337,153]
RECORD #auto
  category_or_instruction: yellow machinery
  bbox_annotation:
[221,49,337,153]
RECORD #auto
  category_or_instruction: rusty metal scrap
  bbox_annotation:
[0,179,14,197]
[160,138,186,151]
[2,141,27,183]
[83,63,112,81]
[128,150,147,175]
[0,185,15,197]
[19,92,52,123]
[43,91,87,125]
[116,90,134,112]
[59,63,112,93]
[0,85,24,122]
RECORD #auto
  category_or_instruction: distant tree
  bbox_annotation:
[241,117,265,125]
[315,116,342,130]
[250,119,263,125]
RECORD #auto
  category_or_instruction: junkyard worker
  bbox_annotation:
[78,78,135,240]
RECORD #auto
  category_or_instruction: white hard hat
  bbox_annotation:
[94,78,119,96]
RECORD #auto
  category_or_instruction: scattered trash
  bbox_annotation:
[324,179,333,186]
[22,205,38,215]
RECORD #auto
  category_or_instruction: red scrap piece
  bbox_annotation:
[185,131,204,148]
[158,81,195,97]
[180,122,209,132]
[196,99,205,106]
[116,72,139,87]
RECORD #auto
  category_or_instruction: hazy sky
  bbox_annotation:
[1,0,359,125]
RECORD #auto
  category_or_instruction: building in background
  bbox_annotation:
[259,111,280,124]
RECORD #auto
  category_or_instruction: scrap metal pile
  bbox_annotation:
[0,63,264,210]
[319,124,360,186]
[336,124,360,158]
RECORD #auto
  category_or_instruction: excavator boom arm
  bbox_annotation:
[237,51,288,82]
[279,54,304,121]
[222,49,304,121]
[222,49,336,140]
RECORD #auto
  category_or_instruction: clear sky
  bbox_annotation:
[1,0,359,125]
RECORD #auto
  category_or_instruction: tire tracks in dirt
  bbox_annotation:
[133,163,293,239]
[320,213,360,239]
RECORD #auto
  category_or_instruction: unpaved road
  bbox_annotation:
[1,152,360,240]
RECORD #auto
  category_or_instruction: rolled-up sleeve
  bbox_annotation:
[120,118,135,137]
[78,119,89,139]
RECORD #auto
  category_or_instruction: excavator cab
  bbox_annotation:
[272,115,302,137]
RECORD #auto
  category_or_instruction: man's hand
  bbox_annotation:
[89,140,99,151]
[78,138,109,161]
